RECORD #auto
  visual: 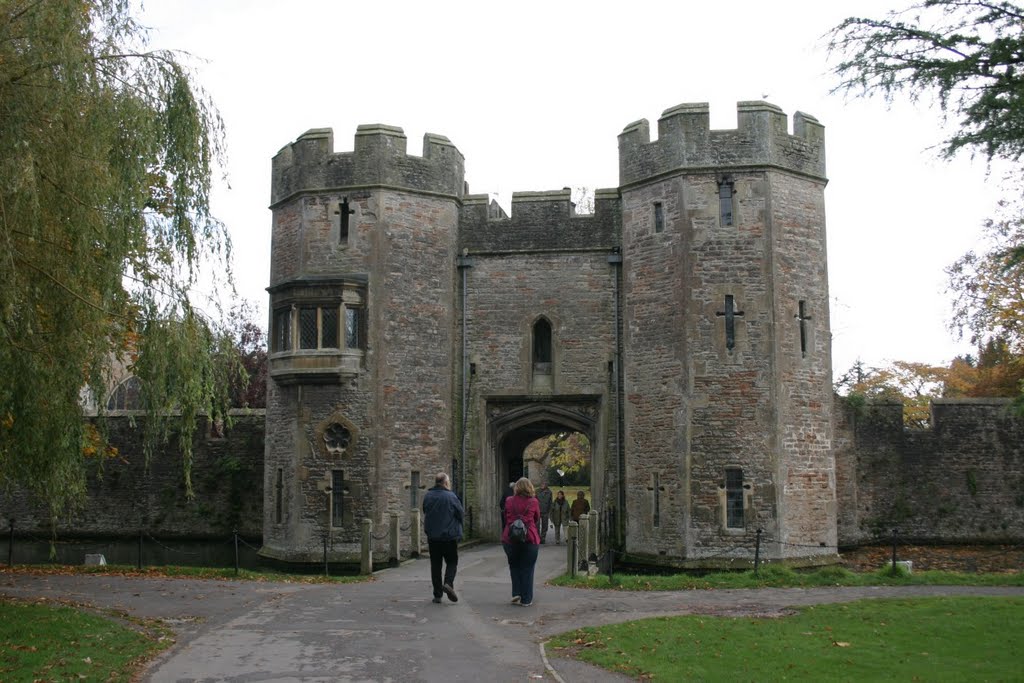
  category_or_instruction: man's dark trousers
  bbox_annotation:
[428,539,458,598]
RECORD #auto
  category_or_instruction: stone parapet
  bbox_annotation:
[618,101,826,187]
[271,125,465,207]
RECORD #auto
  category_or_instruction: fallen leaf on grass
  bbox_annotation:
[833,642,851,648]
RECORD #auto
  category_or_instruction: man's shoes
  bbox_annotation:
[443,583,458,602]
[510,595,521,604]
[519,601,532,607]
[432,596,442,603]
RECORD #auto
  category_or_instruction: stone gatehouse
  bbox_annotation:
[262,100,835,567]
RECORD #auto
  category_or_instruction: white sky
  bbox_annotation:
[139,0,1006,382]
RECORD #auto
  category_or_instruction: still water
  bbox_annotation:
[1,535,262,569]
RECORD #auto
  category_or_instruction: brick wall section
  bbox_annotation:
[2,413,264,538]
[835,398,1024,544]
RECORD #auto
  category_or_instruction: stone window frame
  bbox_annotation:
[532,316,553,376]
[721,467,747,531]
[268,277,368,383]
[330,469,345,527]
[653,201,665,233]
[273,302,343,352]
[274,467,284,525]
[717,176,735,227]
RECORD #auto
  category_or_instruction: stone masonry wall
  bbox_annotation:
[835,398,1024,544]
[770,170,835,557]
[2,413,264,539]
[459,213,620,536]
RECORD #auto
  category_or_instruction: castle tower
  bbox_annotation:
[618,102,835,565]
[262,126,464,564]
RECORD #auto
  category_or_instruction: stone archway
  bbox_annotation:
[481,397,601,539]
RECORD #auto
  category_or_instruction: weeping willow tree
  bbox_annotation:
[0,0,241,520]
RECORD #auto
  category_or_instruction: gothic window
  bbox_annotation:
[725,468,744,529]
[107,376,143,410]
[324,424,351,458]
[654,202,664,233]
[533,318,552,375]
[718,179,734,226]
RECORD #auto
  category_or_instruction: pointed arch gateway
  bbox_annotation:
[482,397,603,539]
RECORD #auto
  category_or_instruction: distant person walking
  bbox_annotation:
[550,489,568,544]
[570,490,590,523]
[502,477,541,606]
[422,472,464,604]
[536,482,553,543]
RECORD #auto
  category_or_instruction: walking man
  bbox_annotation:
[536,482,553,543]
[422,472,464,603]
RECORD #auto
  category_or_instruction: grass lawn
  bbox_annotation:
[0,598,170,682]
[550,563,1024,589]
[547,596,1024,681]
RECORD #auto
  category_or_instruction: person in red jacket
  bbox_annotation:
[501,477,541,606]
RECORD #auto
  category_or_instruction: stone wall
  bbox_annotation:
[835,398,1024,545]
[457,186,621,535]
[619,100,833,565]
[1,412,265,538]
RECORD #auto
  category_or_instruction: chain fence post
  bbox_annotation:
[389,512,400,567]
[578,513,590,572]
[137,528,143,570]
[754,528,763,577]
[7,518,13,567]
[234,529,239,577]
[411,509,422,558]
[567,521,578,577]
[360,518,373,575]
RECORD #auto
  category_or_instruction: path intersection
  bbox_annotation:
[2,543,1022,681]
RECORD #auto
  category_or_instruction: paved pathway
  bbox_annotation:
[2,543,1023,682]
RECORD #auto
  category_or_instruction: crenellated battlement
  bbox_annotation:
[460,188,620,253]
[618,101,826,187]
[270,125,465,207]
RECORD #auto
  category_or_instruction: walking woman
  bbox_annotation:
[502,477,541,606]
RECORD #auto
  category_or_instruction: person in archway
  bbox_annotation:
[550,489,568,543]
[502,477,541,606]
[536,482,553,543]
[570,490,590,523]
[422,472,463,604]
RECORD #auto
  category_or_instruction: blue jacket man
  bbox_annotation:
[422,472,464,603]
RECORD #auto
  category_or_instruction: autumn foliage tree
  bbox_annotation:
[524,432,591,484]
[830,1,1024,404]
[0,1,236,517]
[835,360,950,428]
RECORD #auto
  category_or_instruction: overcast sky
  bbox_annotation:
[138,0,1006,381]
